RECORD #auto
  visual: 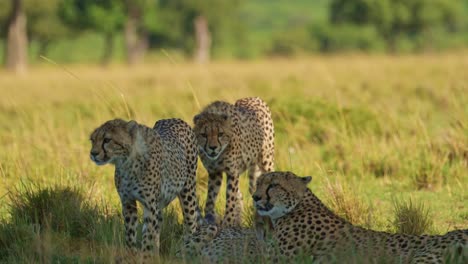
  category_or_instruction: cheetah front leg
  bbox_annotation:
[141,200,162,260]
[204,171,222,224]
[222,172,242,227]
[121,199,138,253]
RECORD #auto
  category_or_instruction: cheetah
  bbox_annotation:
[89,118,201,258]
[193,97,275,227]
[177,223,267,263]
[253,171,468,263]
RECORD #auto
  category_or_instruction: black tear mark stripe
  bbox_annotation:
[217,134,221,147]
[113,141,125,150]
[101,140,107,156]
[265,184,274,203]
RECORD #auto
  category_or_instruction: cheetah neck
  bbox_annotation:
[131,127,150,157]
[114,126,152,171]
[298,190,352,225]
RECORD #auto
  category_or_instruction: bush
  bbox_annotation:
[7,185,105,239]
[0,222,37,260]
[325,181,372,227]
[311,23,385,53]
[392,199,433,235]
[0,185,125,262]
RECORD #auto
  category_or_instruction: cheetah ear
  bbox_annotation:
[193,114,201,124]
[301,176,312,185]
[127,120,138,135]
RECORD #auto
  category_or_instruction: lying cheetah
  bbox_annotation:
[193,97,275,227]
[90,118,201,258]
[177,224,267,263]
[253,171,467,263]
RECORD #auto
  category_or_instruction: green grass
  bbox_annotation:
[0,52,467,262]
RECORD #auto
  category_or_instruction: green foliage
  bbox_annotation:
[329,0,466,52]
[58,0,125,34]
[0,0,70,43]
[3,0,468,62]
[311,23,385,52]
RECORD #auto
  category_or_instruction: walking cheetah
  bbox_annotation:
[193,97,275,227]
[89,118,201,258]
[253,171,467,263]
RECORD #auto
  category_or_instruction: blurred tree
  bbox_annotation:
[3,0,28,74]
[59,0,125,65]
[59,0,159,65]
[160,0,243,63]
[329,0,463,51]
[26,0,70,59]
[124,0,160,65]
[0,0,69,61]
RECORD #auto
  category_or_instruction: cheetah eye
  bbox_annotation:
[269,183,279,188]
[103,138,111,144]
[200,133,207,137]
[218,132,224,137]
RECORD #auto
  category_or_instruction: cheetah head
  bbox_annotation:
[193,113,232,160]
[89,119,138,165]
[252,171,312,221]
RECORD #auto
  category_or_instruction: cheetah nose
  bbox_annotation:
[252,195,261,202]
[90,151,99,157]
[208,146,217,151]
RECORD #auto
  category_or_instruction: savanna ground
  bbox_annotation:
[0,52,467,263]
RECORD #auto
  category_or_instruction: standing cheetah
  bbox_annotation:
[89,118,201,258]
[193,97,275,227]
[253,171,468,263]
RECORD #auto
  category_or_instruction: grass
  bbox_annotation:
[0,52,467,262]
[392,198,433,235]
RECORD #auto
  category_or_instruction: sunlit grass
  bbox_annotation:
[0,52,467,261]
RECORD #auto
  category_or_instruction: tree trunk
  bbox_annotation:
[5,0,28,74]
[194,15,211,64]
[101,32,114,66]
[124,2,147,65]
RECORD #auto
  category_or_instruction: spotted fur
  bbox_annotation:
[177,224,267,263]
[193,97,275,227]
[253,171,468,263]
[90,118,201,258]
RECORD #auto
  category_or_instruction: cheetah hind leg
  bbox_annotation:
[178,175,203,233]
